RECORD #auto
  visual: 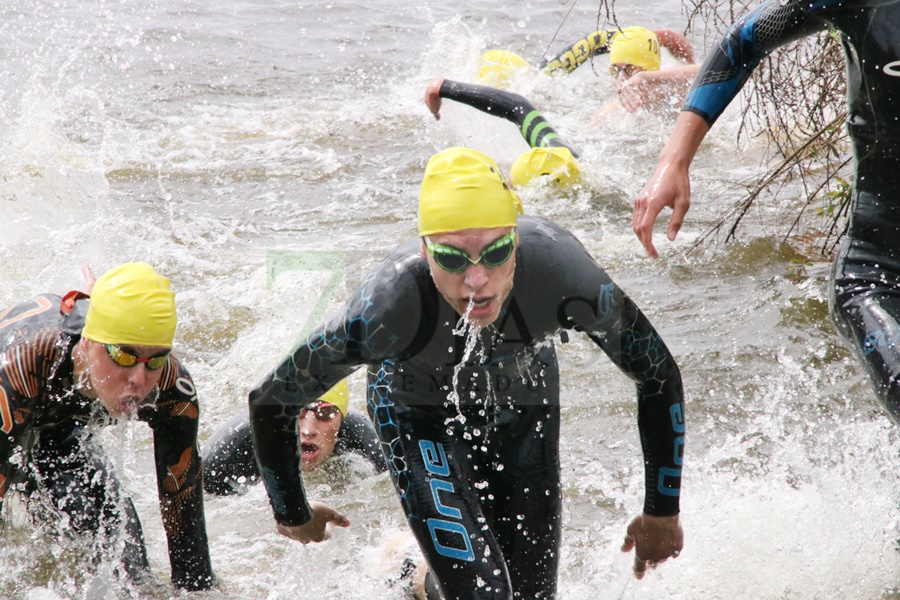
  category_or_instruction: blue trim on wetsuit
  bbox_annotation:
[684,0,900,423]
[249,216,685,598]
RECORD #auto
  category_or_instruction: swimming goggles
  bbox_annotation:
[105,344,170,370]
[299,402,342,422]
[424,230,517,273]
[609,64,644,78]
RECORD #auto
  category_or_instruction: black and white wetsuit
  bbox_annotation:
[249,216,685,599]
[0,292,214,590]
[683,0,900,421]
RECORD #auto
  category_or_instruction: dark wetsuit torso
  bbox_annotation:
[249,216,685,599]
[683,0,900,420]
[201,410,386,496]
[0,293,214,590]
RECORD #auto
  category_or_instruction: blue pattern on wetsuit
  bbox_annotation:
[249,216,685,598]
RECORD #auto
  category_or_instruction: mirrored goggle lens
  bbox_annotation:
[106,345,169,370]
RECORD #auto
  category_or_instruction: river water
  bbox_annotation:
[1,0,898,598]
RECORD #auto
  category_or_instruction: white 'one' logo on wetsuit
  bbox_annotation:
[883,61,900,77]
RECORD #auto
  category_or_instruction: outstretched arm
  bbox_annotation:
[633,0,832,258]
[616,64,700,113]
[653,29,694,63]
[539,30,610,75]
[423,77,579,157]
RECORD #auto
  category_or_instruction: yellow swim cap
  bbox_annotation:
[477,50,533,88]
[418,147,523,236]
[82,262,177,347]
[319,378,350,417]
[510,147,581,189]
[609,26,661,72]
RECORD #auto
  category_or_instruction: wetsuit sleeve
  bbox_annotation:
[437,79,579,157]
[201,412,258,495]
[539,30,611,74]
[0,295,64,497]
[333,411,387,473]
[683,0,838,127]
[144,358,215,590]
[249,253,425,526]
[542,230,685,516]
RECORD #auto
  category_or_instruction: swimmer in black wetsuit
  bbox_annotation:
[631,1,900,425]
[249,147,685,597]
[202,378,386,496]
[424,77,582,190]
[0,263,215,591]
[445,27,698,139]
[425,28,698,189]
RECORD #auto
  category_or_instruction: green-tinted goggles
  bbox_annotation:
[425,230,517,273]
[105,344,170,371]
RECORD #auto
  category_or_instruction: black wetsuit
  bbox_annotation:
[201,410,386,496]
[249,216,685,599]
[436,79,580,158]
[0,293,214,590]
[540,30,612,75]
[682,0,900,421]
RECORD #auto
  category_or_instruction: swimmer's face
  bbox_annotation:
[76,339,167,418]
[421,226,517,327]
[299,402,343,472]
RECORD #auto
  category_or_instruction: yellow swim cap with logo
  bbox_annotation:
[510,147,581,189]
[418,147,523,236]
[609,26,661,72]
[318,378,350,417]
[478,49,533,88]
[82,262,177,347]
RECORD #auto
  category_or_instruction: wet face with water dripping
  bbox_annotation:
[422,226,517,328]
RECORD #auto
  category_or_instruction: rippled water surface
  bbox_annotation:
[1,1,898,598]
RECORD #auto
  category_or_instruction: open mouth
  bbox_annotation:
[301,443,319,456]
[118,396,142,416]
[471,297,491,308]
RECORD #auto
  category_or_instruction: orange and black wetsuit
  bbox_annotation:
[0,292,214,590]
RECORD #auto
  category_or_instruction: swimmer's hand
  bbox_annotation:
[81,264,96,293]
[425,77,445,120]
[621,513,683,580]
[632,111,709,258]
[617,72,651,113]
[275,501,350,544]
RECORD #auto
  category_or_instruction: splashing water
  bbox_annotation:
[446,294,482,424]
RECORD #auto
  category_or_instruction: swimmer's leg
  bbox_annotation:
[831,238,900,422]
[374,403,512,599]
[487,401,562,599]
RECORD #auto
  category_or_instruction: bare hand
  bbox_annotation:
[621,514,683,579]
[617,72,649,113]
[275,501,350,544]
[424,78,445,120]
[632,111,708,258]
[81,264,96,293]
[632,159,691,258]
